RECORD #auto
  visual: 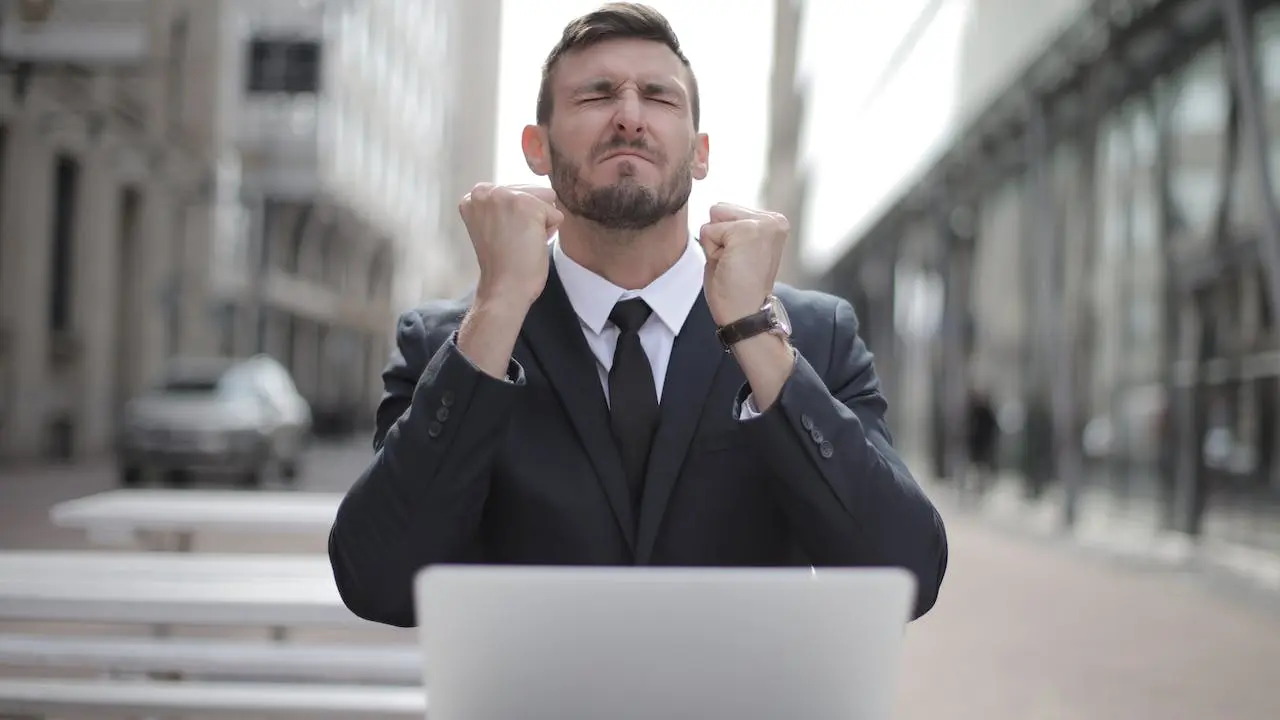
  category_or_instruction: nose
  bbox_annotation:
[613,91,645,139]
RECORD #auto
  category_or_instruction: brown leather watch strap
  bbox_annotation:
[716,308,776,351]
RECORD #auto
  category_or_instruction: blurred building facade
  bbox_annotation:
[779,0,1280,570]
[762,0,808,286]
[0,0,500,463]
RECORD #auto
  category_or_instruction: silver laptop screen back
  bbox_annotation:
[416,566,916,720]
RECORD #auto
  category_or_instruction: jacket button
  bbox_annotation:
[801,414,814,431]
[441,391,455,407]
[819,441,834,459]
[428,422,443,438]
[810,429,824,444]
[436,406,450,422]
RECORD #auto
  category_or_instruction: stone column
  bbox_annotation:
[122,176,177,401]
[72,149,121,456]
[264,308,290,363]
[0,121,54,460]
[177,198,217,358]
[235,195,270,358]
[292,319,319,401]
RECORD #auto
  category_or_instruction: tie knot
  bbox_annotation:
[609,298,652,334]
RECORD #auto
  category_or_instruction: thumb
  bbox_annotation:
[701,245,719,286]
[699,221,730,256]
[697,232,716,262]
[700,220,735,246]
[545,204,565,229]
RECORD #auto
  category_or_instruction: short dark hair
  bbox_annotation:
[536,3,700,129]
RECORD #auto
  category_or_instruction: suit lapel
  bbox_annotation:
[518,263,636,550]
[635,292,729,564]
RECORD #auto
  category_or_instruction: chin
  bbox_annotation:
[610,158,660,176]
[613,171,663,189]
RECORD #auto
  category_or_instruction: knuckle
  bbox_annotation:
[513,193,543,212]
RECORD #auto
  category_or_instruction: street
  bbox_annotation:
[3,439,1280,719]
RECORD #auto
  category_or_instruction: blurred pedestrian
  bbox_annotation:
[966,389,999,494]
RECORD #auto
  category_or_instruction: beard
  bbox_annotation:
[548,136,694,231]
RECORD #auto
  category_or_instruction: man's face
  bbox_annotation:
[525,38,709,231]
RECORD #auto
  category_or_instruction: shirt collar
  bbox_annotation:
[552,235,705,336]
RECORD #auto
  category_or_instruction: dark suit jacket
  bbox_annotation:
[329,265,948,628]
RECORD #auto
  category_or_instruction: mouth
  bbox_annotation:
[600,150,653,164]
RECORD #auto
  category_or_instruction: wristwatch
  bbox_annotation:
[715,295,792,351]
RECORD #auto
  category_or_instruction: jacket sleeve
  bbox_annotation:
[329,306,524,627]
[738,297,948,619]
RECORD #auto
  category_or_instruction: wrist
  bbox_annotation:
[732,332,793,356]
[711,296,770,328]
[472,288,536,318]
[729,334,795,412]
[457,295,531,380]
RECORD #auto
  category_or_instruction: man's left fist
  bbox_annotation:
[698,203,789,326]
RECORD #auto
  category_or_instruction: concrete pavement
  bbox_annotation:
[894,500,1280,719]
[3,442,1280,718]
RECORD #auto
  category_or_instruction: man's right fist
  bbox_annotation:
[459,183,564,307]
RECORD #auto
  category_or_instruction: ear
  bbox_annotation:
[522,125,552,176]
[692,133,709,180]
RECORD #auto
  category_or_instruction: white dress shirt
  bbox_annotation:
[552,237,761,419]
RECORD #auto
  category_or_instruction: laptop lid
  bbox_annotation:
[415,565,916,720]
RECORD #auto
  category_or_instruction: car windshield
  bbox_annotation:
[215,366,260,400]
[158,363,256,400]
[160,376,220,393]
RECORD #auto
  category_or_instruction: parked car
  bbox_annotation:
[117,355,312,488]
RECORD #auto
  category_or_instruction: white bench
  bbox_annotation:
[0,677,426,718]
[0,550,360,627]
[0,633,423,684]
[50,489,343,551]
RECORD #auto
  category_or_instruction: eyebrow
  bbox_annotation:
[571,79,683,98]
[641,82,678,97]
[573,79,616,95]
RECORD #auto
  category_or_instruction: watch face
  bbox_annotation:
[770,296,792,335]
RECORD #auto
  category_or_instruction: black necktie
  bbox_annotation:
[608,298,660,515]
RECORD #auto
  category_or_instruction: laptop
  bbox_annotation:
[414,565,917,720]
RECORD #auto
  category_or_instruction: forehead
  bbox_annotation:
[552,37,690,92]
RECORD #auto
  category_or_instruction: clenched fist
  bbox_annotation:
[459,183,564,308]
[698,203,790,326]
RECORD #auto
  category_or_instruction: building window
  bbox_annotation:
[49,154,79,334]
[1165,44,1229,250]
[0,124,6,289]
[246,37,322,94]
[1258,7,1280,201]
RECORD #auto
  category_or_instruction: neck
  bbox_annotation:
[557,210,689,290]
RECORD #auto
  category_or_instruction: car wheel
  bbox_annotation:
[120,464,143,487]
[280,455,302,483]
[164,469,192,488]
[237,468,262,488]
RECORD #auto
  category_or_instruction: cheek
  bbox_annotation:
[651,124,694,160]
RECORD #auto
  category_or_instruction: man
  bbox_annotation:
[329,2,947,628]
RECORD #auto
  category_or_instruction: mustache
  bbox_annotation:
[591,136,663,162]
